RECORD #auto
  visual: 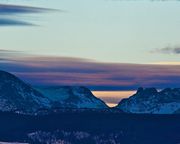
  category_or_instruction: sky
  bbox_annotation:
[0,0,180,63]
[1,0,180,105]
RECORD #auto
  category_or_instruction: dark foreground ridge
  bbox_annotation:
[0,111,179,144]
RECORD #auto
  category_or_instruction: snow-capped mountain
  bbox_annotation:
[37,86,108,109]
[117,87,180,114]
[0,71,51,113]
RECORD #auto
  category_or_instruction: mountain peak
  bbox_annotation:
[136,87,157,95]
[137,87,143,93]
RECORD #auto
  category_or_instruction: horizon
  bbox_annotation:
[1,0,180,106]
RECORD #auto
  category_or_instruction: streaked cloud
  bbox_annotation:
[0,4,51,14]
[0,4,56,26]
[0,18,34,26]
[1,53,180,91]
[0,49,25,59]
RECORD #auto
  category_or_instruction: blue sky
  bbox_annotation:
[1,0,180,92]
[0,0,180,63]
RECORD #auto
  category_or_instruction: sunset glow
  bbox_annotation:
[92,91,136,107]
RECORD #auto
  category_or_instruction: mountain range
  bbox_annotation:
[1,70,180,114]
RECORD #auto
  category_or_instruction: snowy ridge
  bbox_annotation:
[37,86,108,109]
[117,87,180,114]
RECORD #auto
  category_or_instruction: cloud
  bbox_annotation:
[0,49,18,52]
[0,18,34,26]
[0,4,51,14]
[0,4,56,26]
[152,46,180,54]
[1,53,180,90]
[0,49,25,59]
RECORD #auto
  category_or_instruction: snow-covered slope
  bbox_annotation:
[37,86,108,108]
[117,87,180,114]
[0,71,51,113]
